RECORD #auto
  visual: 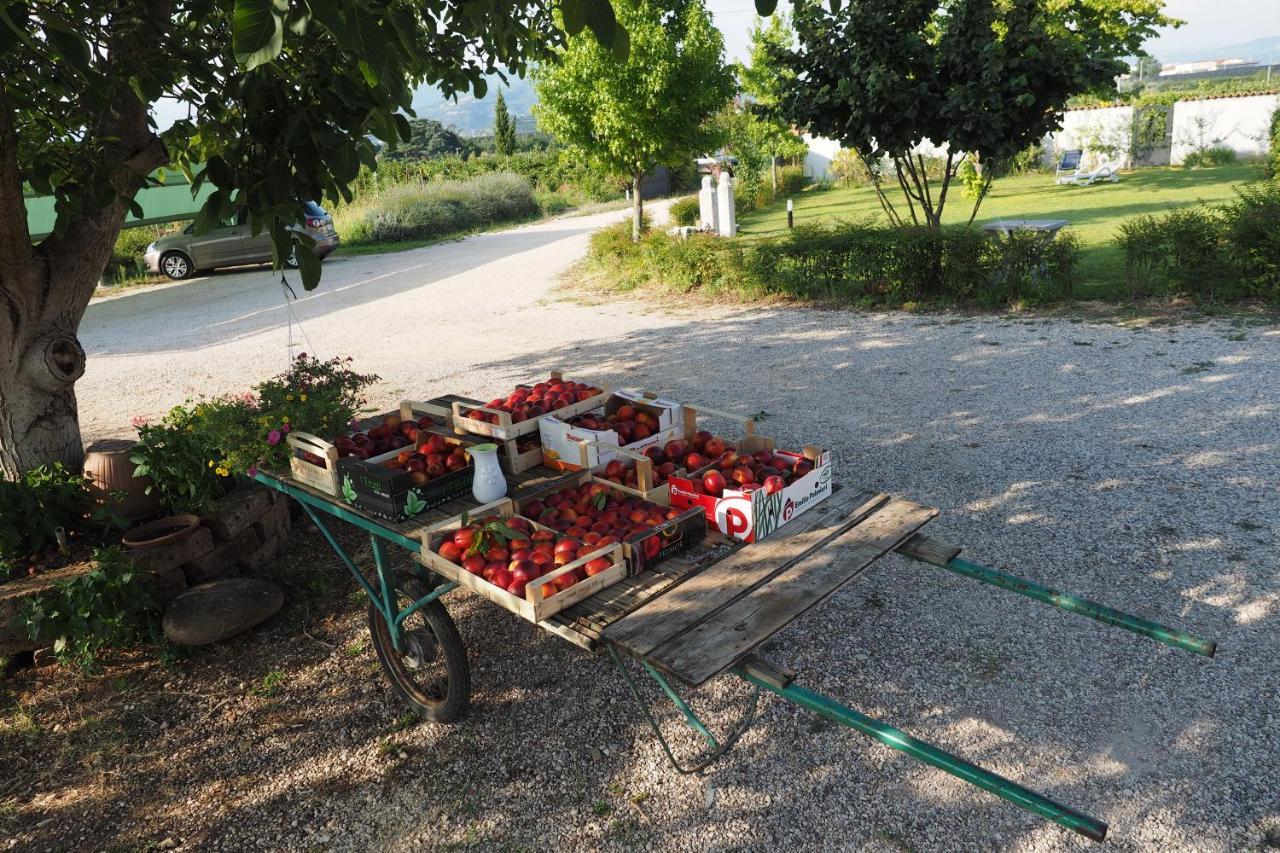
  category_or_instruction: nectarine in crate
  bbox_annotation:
[336,433,476,522]
[539,389,682,473]
[451,371,609,442]
[512,471,706,577]
[416,498,625,623]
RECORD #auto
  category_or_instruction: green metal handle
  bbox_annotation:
[941,556,1216,658]
[734,668,1108,842]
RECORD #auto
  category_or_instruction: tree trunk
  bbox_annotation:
[631,171,644,242]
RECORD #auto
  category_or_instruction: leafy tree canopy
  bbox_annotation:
[776,0,1176,227]
[382,119,471,162]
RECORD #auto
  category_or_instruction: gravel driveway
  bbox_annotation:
[29,204,1280,851]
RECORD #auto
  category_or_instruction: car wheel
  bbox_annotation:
[160,251,193,280]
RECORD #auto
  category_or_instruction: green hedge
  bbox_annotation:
[334,172,540,245]
[351,149,623,204]
[669,196,700,226]
[585,219,1078,308]
[1269,107,1280,179]
[1116,181,1280,301]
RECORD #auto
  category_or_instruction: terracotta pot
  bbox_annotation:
[121,514,200,551]
[83,438,161,522]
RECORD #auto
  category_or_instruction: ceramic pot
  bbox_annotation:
[122,514,200,550]
[468,443,507,503]
[83,438,161,522]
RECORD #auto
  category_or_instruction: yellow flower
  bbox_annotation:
[186,425,194,432]
[208,460,215,468]
[300,394,308,402]
[216,467,229,477]
[282,416,290,424]
[286,394,294,401]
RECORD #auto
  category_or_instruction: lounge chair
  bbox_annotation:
[1055,150,1121,186]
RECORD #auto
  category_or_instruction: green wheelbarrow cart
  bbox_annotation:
[254,468,1215,844]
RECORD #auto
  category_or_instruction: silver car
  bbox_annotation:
[145,201,340,280]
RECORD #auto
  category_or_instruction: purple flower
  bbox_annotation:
[247,466,259,477]
[267,430,282,446]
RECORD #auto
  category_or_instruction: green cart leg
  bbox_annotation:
[733,666,1108,842]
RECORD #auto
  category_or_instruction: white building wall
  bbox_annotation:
[803,134,841,181]
[1169,94,1280,164]
[1049,106,1135,168]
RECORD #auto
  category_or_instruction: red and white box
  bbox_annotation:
[669,447,833,542]
[539,389,682,472]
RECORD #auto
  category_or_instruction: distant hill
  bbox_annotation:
[410,76,539,137]
[1154,35,1280,65]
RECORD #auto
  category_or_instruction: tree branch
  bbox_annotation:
[933,151,955,225]
[893,159,920,226]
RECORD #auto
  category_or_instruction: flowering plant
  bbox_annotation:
[131,355,378,507]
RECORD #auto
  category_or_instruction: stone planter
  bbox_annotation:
[122,514,201,551]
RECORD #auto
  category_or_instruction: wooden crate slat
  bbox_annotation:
[895,533,963,566]
[649,497,938,686]
[602,488,887,657]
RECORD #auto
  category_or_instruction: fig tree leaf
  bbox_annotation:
[562,0,586,36]
[232,0,284,71]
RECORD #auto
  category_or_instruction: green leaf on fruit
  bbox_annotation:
[341,474,356,503]
[486,521,522,543]
[404,491,426,516]
[593,492,607,511]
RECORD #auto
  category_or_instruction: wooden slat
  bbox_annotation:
[650,498,937,686]
[896,533,962,566]
[603,489,888,658]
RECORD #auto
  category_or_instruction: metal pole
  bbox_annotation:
[733,669,1108,842]
[787,198,794,228]
[930,557,1216,658]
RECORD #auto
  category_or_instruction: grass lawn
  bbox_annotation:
[737,163,1266,298]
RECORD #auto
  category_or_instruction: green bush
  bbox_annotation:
[20,547,164,671]
[0,464,94,572]
[668,196,700,226]
[1182,146,1237,169]
[777,165,807,196]
[102,223,182,285]
[1268,107,1280,179]
[1222,181,1280,298]
[1114,187,1280,302]
[588,219,1078,308]
[334,172,539,245]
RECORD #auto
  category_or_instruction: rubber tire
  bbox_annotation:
[367,572,470,723]
[160,251,193,280]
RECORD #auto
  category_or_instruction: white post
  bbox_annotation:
[698,174,718,232]
[716,172,735,237]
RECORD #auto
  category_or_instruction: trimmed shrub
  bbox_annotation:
[1268,107,1280,179]
[1182,146,1237,168]
[669,196,700,226]
[778,165,807,196]
[334,172,539,245]
[1222,181,1280,298]
[1115,214,1166,299]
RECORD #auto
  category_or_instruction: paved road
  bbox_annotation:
[78,201,678,439]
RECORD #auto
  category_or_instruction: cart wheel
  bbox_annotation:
[367,572,470,723]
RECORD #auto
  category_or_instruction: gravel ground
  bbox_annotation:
[5,203,1278,851]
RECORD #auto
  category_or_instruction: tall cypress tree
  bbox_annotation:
[493,89,517,156]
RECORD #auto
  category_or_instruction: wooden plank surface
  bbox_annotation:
[896,533,962,566]
[603,488,888,658]
[648,497,938,686]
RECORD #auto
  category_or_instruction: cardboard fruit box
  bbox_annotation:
[512,471,706,577]
[451,371,609,442]
[539,389,682,473]
[335,434,476,522]
[669,446,833,543]
[416,498,625,623]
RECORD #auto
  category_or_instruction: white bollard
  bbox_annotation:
[716,172,736,237]
[698,175,718,232]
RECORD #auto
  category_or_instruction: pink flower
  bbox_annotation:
[247,466,259,477]
[267,430,282,446]
[130,415,149,427]
[280,423,291,434]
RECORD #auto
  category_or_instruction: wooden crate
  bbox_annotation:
[679,403,775,472]
[287,431,342,495]
[511,471,707,577]
[416,499,625,623]
[335,434,476,522]
[450,370,609,441]
[578,440,670,505]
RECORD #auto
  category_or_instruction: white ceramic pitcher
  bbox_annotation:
[468,443,507,503]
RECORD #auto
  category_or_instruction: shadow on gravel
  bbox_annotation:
[81,222,599,358]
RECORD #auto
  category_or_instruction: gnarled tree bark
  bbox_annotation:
[0,49,167,479]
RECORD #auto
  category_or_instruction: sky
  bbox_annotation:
[704,0,1280,64]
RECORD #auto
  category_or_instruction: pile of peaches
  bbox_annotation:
[521,480,684,554]
[463,377,602,425]
[433,515,613,599]
[332,413,435,460]
[379,432,470,485]
[682,448,815,498]
[569,403,664,442]
[594,432,736,490]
